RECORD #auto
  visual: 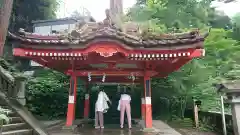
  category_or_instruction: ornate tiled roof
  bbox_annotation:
[8,21,209,48]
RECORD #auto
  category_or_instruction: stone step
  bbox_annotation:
[8,111,18,117]
[9,117,23,124]
[2,123,28,132]
[0,107,17,117]
[0,107,12,114]
[2,129,33,135]
[0,105,9,109]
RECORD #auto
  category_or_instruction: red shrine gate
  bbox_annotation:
[8,22,207,128]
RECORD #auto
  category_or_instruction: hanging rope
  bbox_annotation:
[117,84,120,92]
[131,72,135,85]
[88,72,91,82]
[102,73,106,82]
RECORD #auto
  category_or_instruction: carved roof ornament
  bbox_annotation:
[103,9,113,27]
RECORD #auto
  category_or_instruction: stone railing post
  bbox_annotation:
[14,76,27,105]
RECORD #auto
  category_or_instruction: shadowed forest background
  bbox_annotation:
[1,0,240,133]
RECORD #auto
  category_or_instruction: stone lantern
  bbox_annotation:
[214,81,240,135]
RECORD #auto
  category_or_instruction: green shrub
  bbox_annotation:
[0,107,10,126]
[25,69,70,119]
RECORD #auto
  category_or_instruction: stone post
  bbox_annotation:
[14,76,27,105]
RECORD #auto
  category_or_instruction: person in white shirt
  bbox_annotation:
[95,88,111,129]
[118,87,132,129]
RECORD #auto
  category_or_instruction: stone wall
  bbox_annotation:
[185,110,234,135]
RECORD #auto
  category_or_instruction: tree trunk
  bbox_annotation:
[0,0,13,56]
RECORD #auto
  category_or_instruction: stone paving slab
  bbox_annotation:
[152,120,182,135]
[42,120,63,127]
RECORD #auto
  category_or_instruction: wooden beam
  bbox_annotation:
[66,70,146,76]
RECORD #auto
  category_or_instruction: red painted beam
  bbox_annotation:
[13,48,205,58]
[66,70,143,76]
[86,79,141,83]
[80,76,143,82]
[189,49,205,58]
[66,70,158,77]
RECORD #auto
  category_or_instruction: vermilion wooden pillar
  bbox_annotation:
[66,75,77,126]
[84,83,90,119]
[141,84,146,120]
[144,76,152,128]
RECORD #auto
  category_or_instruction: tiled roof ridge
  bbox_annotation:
[7,22,209,47]
[9,23,208,40]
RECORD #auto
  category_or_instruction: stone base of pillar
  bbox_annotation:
[62,125,77,131]
[141,98,145,120]
[142,128,159,132]
[138,120,159,132]
[17,97,26,106]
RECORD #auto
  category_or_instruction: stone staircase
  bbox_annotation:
[0,106,33,135]
[0,62,49,135]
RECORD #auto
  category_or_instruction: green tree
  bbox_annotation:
[231,12,240,40]
[130,0,233,29]
[9,0,59,31]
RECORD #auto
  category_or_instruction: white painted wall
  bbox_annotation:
[33,24,74,35]
[51,24,69,32]
[34,26,51,35]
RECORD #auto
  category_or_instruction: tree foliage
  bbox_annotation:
[125,0,239,119]
[9,0,59,31]
[231,13,240,40]
[129,0,232,29]
[0,107,11,127]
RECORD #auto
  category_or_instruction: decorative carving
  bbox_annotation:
[94,46,118,57]
[103,9,113,27]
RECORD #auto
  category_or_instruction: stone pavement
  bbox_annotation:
[45,120,182,135]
